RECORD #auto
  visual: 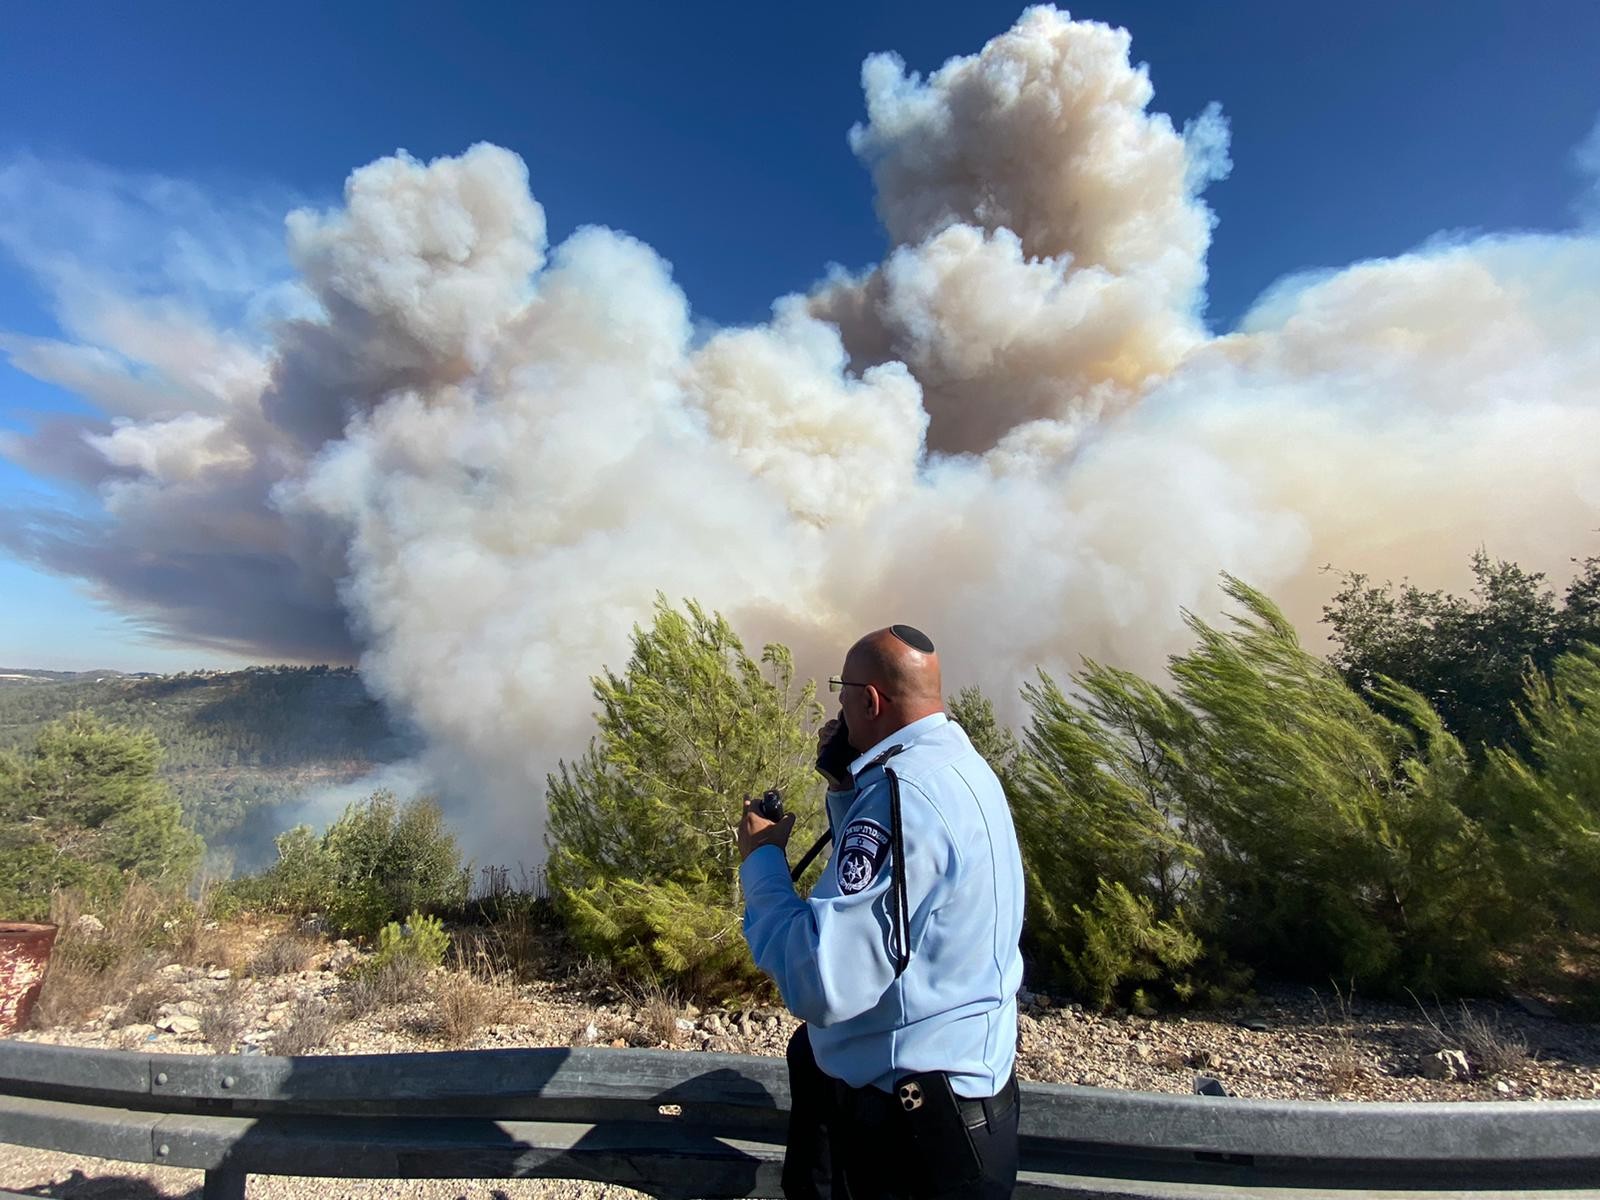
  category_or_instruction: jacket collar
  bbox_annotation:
[849,711,948,778]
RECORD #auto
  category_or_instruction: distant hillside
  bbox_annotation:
[0,667,153,684]
[0,665,410,870]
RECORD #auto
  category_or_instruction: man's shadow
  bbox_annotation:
[193,1047,786,1200]
[9,1167,198,1199]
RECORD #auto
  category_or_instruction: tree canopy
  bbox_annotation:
[1323,551,1600,755]
[0,714,203,919]
[545,596,824,996]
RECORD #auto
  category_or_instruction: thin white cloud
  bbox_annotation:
[1574,111,1600,228]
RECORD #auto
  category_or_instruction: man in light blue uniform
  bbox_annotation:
[737,625,1025,1200]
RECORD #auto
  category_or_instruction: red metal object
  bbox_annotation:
[0,922,58,1034]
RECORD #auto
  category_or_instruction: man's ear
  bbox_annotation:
[865,685,883,719]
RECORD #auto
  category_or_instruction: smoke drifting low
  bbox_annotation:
[3,8,1598,860]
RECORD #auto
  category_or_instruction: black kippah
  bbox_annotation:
[890,624,935,653]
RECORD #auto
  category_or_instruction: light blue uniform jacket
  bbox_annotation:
[740,712,1025,1098]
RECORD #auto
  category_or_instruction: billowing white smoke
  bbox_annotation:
[2,6,1598,862]
[810,7,1230,455]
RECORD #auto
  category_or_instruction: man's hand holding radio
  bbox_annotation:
[738,792,796,862]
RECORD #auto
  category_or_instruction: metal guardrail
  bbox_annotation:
[2,1040,1599,1198]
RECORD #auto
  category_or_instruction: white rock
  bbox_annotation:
[158,963,188,977]
[583,1022,599,1043]
[1422,1049,1470,1081]
[75,914,106,934]
[157,1015,201,1035]
[674,1018,697,1036]
[208,968,232,980]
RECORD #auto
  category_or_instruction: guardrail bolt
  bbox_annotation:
[221,1075,235,1089]
[156,1144,169,1157]
[154,1072,169,1086]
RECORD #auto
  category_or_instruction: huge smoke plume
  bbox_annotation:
[3,7,1598,860]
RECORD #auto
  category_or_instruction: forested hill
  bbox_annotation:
[0,666,408,863]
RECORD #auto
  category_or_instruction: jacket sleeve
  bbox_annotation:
[741,779,950,1027]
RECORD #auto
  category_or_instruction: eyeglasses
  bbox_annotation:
[828,676,880,695]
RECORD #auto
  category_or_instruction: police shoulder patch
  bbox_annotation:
[836,818,891,895]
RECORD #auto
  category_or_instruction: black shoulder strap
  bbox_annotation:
[884,764,912,978]
[864,744,912,979]
[789,830,831,882]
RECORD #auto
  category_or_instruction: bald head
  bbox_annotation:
[843,625,944,729]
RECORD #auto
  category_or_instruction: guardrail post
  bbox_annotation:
[203,1166,246,1200]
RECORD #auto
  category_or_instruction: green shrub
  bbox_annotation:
[375,910,451,970]
[227,791,468,936]
[546,596,823,999]
[323,793,469,935]
[341,911,450,1013]
[1068,880,1204,1012]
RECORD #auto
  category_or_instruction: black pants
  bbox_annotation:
[781,1024,1020,1200]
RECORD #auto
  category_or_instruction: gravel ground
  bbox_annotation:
[4,921,1597,1198]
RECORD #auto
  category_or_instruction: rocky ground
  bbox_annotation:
[4,916,1598,1198]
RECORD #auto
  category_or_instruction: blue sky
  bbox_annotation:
[2,0,1598,671]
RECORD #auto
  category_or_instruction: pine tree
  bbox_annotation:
[0,714,202,919]
[947,686,1021,788]
[1009,577,1512,1004]
[545,597,823,997]
[1484,645,1600,942]
[1009,663,1208,1007]
[1175,577,1504,993]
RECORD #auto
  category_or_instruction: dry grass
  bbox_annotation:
[29,884,282,1031]
[249,931,318,977]
[617,975,689,1047]
[412,947,518,1049]
[166,901,237,971]
[1450,1003,1532,1079]
[1409,991,1533,1080]
[1312,982,1368,1092]
[272,996,335,1056]
[450,904,559,986]
[341,955,430,1017]
[431,974,517,1046]
[30,886,169,1029]
[120,982,176,1026]
[559,952,625,1003]
[199,979,250,1053]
